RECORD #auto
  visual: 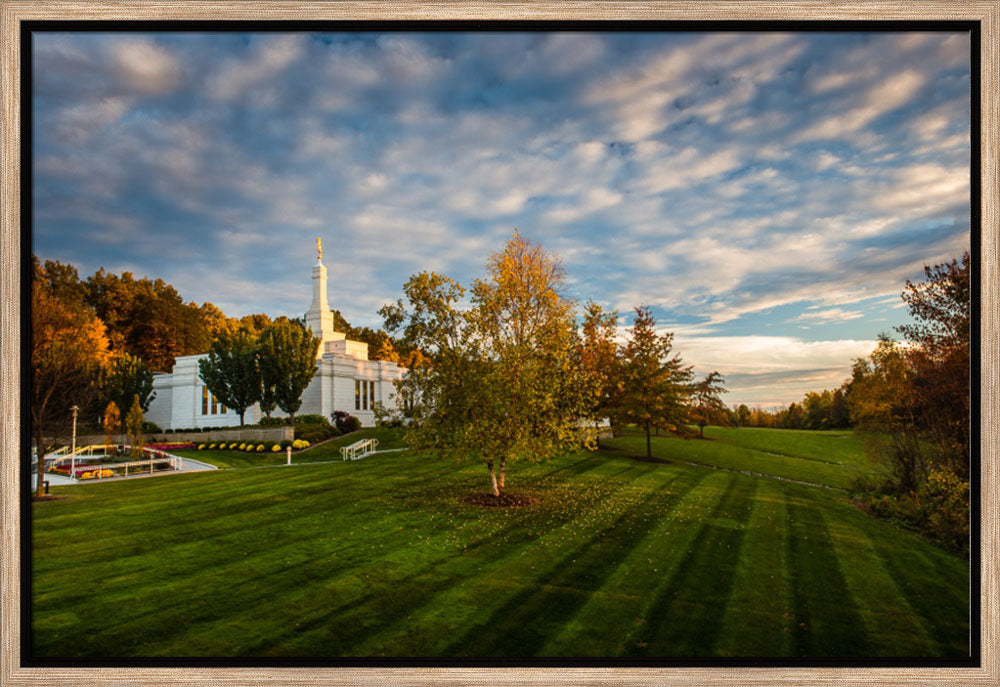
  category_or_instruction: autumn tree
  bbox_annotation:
[104,352,156,417]
[690,371,728,438]
[896,252,970,478]
[618,306,693,459]
[198,326,261,426]
[382,233,590,497]
[124,394,145,460]
[31,258,111,497]
[103,401,121,453]
[84,268,210,371]
[257,318,320,426]
[849,336,926,492]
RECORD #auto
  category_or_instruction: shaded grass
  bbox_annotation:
[31,433,968,658]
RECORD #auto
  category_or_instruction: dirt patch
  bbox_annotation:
[627,455,670,464]
[31,494,66,502]
[460,492,540,508]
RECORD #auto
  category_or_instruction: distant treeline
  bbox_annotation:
[32,256,411,373]
[733,387,850,430]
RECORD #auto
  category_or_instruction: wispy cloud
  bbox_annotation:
[32,30,972,405]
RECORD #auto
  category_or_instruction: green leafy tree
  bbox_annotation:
[104,352,156,415]
[198,326,262,426]
[382,233,591,497]
[618,306,693,459]
[578,301,620,446]
[124,394,145,460]
[31,257,111,497]
[690,371,728,438]
[257,319,320,427]
[736,403,751,427]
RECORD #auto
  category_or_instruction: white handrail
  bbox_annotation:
[339,438,379,461]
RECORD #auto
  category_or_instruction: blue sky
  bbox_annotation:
[32,31,971,407]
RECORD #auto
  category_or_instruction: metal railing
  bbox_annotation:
[45,445,182,479]
[340,438,379,461]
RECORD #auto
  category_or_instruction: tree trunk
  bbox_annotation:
[645,419,652,459]
[486,459,499,496]
[35,424,46,497]
[239,409,246,427]
[699,423,705,438]
[499,456,506,492]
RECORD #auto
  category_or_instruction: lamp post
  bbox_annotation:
[70,405,79,479]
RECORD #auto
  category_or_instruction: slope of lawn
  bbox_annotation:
[171,428,406,468]
[607,428,872,490]
[31,432,968,659]
[703,426,875,472]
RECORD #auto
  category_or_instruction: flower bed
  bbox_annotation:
[146,442,196,451]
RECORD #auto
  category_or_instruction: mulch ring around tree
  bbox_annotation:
[460,492,540,508]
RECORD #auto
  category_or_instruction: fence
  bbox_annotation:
[45,445,182,480]
[71,426,293,446]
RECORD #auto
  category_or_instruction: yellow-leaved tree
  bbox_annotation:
[31,258,111,496]
[381,232,591,499]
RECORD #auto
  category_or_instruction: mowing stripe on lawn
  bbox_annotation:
[823,510,938,656]
[537,468,728,656]
[785,496,868,656]
[339,465,698,656]
[713,478,795,656]
[441,471,708,657]
[622,472,756,656]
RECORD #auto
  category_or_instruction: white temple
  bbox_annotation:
[145,240,407,430]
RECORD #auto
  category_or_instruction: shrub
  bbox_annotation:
[142,421,162,433]
[256,444,265,452]
[238,443,246,450]
[271,444,281,452]
[258,416,291,427]
[208,443,216,449]
[245,445,255,453]
[198,444,206,450]
[280,439,293,449]
[332,410,362,434]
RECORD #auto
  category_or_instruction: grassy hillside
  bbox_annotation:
[610,427,876,490]
[31,430,967,658]
[172,428,406,468]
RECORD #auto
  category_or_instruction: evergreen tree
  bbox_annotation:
[618,306,692,459]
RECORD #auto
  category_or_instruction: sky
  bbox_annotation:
[31,30,972,407]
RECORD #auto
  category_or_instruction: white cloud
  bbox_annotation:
[112,39,181,95]
[795,307,865,324]
[208,35,306,101]
[795,69,925,142]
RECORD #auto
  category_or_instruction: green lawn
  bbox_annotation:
[31,429,968,658]
[172,428,407,468]
[611,426,877,490]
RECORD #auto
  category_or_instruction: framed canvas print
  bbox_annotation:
[1,2,996,686]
